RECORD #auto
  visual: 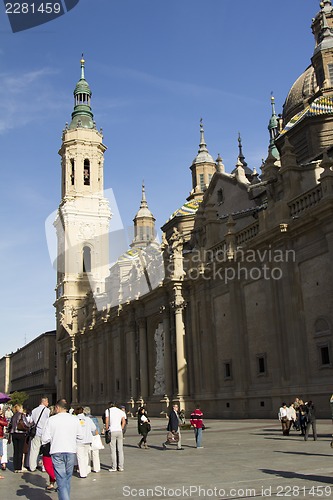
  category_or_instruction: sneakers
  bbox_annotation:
[162,443,167,449]
[118,468,124,472]
[177,447,184,450]
[108,468,117,472]
[138,442,142,448]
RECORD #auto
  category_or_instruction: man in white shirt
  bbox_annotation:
[28,396,50,472]
[42,399,84,500]
[105,402,126,472]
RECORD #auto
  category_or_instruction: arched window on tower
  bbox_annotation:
[83,246,91,273]
[70,159,75,186]
[84,159,90,185]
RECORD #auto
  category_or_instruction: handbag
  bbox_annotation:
[17,414,29,432]
[105,430,111,444]
[105,408,111,443]
[91,434,104,450]
[167,431,179,443]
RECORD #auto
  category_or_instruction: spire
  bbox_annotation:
[199,118,208,153]
[321,0,332,12]
[69,55,94,129]
[268,94,280,160]
[80,54,85,80]
[140,181,148,208]
[215,153,225,173]
[192,119,214,165]
[231,134,252,179]
[132,183,156,248]
[237,132,247,167]
[312,1,333,52]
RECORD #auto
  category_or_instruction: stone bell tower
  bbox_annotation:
[54,57,111,402]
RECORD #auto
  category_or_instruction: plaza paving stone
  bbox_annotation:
[1,418,332,499]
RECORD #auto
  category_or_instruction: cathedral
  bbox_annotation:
[54,1,333,418]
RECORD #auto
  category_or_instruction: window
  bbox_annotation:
[217,188,224,204]
[321,346,330,365]
[84,159,90,185]
[317,341,332,367]
[83,246,91,273]
[257,354,267,375]
[70,159,75,185]
[224,361,232,380]
[328,64,333,87]
[199,173,205,191]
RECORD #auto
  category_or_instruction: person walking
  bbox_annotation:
[0,409,8,478]
[28,396,50,472]
[10,404,30,473]
[42,399,84,500]
[190,405,204,448]
[83,406,101,473]
[137,406,151,449]
[74,407,96,478]
[104,402,126,472]
[304,401,317,441]
[162,403,183,450]
[278,403,289,436]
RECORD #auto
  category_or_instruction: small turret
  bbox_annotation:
[69,55,94,129]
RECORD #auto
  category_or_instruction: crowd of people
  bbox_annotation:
[278,398,317,440]
[0,398,205,495]
[0,394,331,498]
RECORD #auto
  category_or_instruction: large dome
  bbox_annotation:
[282,65,318,125]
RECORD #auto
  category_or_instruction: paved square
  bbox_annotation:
[3,419,332,499]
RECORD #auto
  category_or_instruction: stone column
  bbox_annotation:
[161,305,173,397]
[71,335,78,404]
[172,283,188,398]
[129,326,137,399]
[138,318,148,399]
[57,348,66,399]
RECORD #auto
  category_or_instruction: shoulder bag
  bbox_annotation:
[28,407,46,439]
[105,409,111,444]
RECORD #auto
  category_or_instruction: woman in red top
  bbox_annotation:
[0,409,8,478]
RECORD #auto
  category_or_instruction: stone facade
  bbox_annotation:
[56,4,333,418]
[8,331,56,408]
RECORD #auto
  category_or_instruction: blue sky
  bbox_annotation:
[0,0,318,357]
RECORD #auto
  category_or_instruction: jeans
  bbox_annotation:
[194,427,203,447]
[110,431,124,470]
[51,453,75,500]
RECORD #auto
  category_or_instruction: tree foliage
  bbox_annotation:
[9,391,29,407]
